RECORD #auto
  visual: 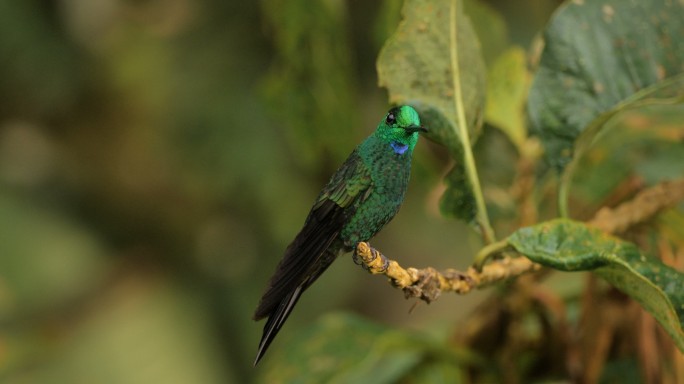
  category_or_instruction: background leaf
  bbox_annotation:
[508,219,684,352]
[528,0,684,171]
[260,0,359,169]
[463,0,509,65]
[484,47,530,150]
[256,312,477,384]
[0,193,109,319]
[377,0,486,221]
[0,1,84,117]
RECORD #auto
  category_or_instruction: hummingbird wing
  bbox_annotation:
[253,149,373,364]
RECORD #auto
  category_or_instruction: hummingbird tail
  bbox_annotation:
[253,246,340,365]
[253,198,348,364]
[254,285,304,366]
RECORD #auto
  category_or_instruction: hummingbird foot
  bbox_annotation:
[353,242,389,272]
[352,246,370,271]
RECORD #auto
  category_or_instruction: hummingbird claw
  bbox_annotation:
[378,254,390,273]
[368,247,390,273]
[352,251,364,266]
[352,248,371,271]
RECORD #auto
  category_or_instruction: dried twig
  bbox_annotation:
[588,179,684,234]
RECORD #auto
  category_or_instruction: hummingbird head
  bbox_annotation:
[376,105,427,155]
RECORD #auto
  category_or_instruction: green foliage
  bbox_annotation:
[260,0,359,169]
[509,219,684,351]
[462,0,509,65]
[528,0,684,172]
[256,313,483,384]
[0,1,83,116]
[0,194,109,318]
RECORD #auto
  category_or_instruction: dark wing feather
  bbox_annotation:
[252,198,346,321]
[253,150,372,364]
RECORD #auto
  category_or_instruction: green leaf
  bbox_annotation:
[256,313,475,384]
[528,0,684,171]
[377,0,485,154]
[485,47,530,149]
[507,219,684,352]
[377,0,486,223]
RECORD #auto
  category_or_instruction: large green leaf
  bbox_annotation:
[377,0,486,222]
[508,219,684,352]
[528,0,684,171]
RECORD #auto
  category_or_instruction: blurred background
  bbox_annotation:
[0,0,562,382]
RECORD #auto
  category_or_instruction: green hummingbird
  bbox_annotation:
[253,105,426,365]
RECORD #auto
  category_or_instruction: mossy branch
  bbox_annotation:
[355,178,684,303]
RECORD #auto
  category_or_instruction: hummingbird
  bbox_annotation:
[253,105,426,365]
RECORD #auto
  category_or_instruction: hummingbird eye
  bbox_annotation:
[385,113,396,125]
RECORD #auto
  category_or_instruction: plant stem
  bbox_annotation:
[558,167,571,218]
[449,0,495,244]
[472,239,510,271]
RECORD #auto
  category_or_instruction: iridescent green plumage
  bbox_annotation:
[253,106,425,365]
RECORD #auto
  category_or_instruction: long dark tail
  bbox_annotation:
[253,237,343,366]
[253,284,304,365]
[253,198,348,365]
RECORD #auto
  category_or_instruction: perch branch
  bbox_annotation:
[355,178,684,302]
[353,242,540,302]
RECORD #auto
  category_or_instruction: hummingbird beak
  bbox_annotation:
[404,125,428,134]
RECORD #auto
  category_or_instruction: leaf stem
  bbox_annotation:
[472,239,511,271]
[449,0,495,244]
[558,164,572,218]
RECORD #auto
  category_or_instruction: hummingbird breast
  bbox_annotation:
[340,141,413,248]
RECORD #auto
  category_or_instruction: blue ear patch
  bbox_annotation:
[391,141,409,154]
